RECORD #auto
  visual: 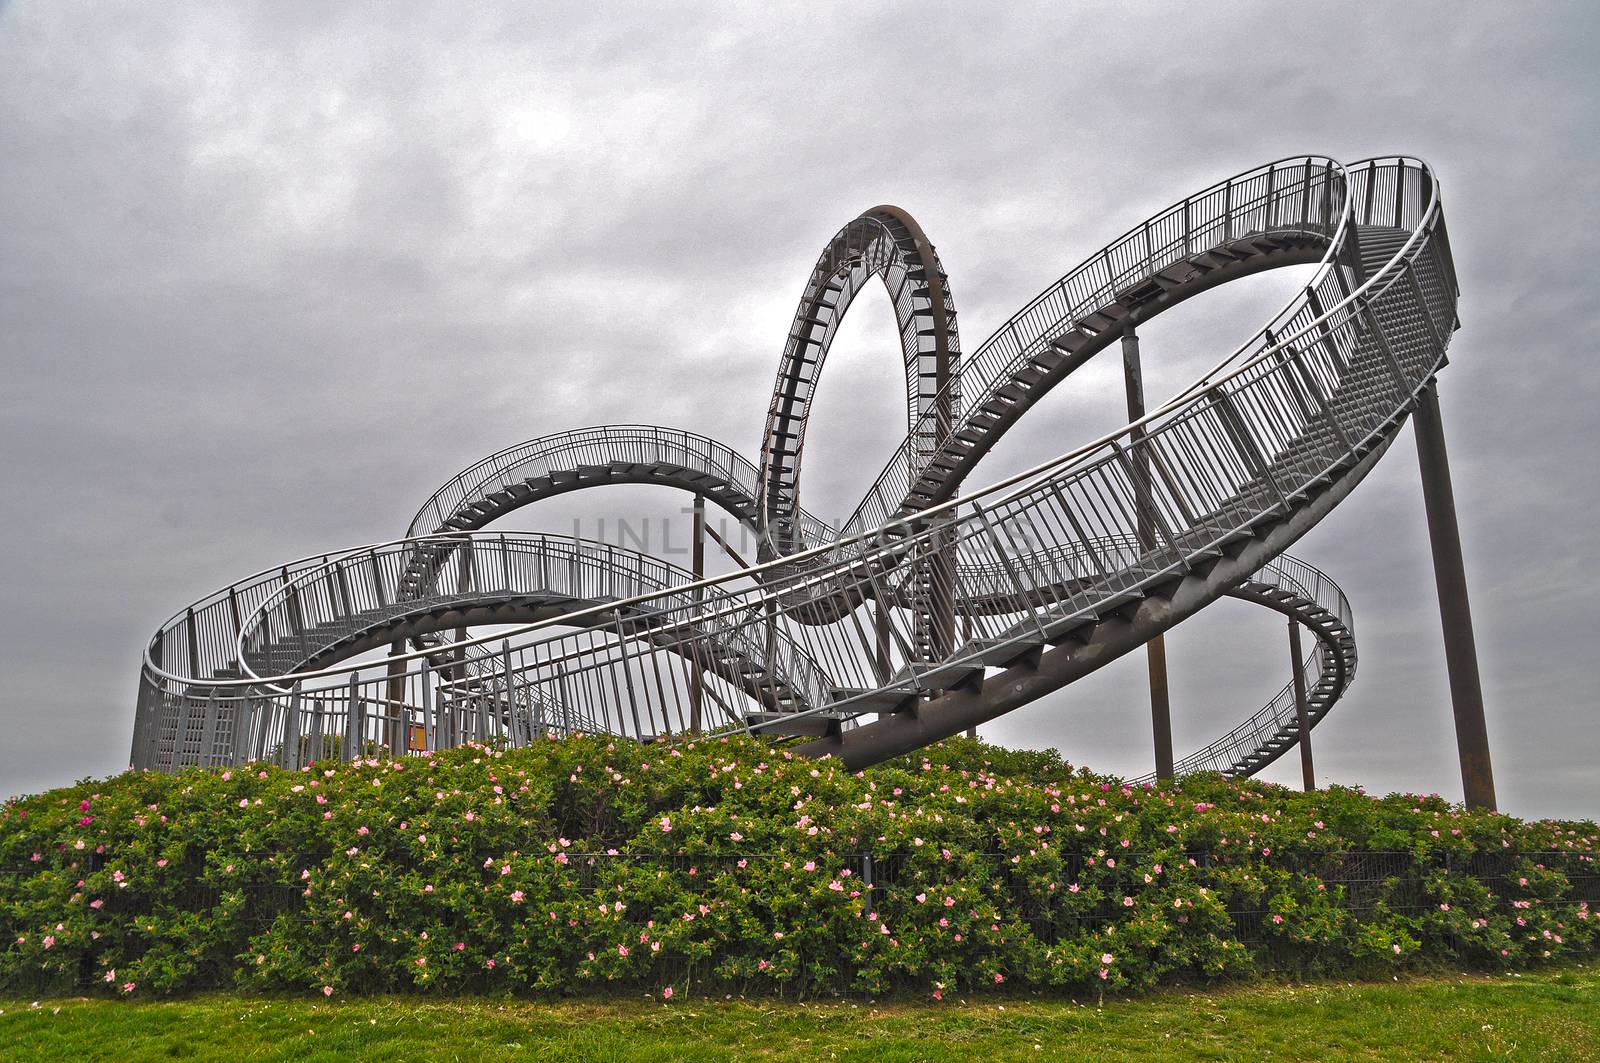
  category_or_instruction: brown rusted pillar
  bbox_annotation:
[1124,325,1174,781]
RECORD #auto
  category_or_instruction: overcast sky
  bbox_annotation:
[2,1,1596,819]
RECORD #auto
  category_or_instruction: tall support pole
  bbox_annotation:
[1123,324,1174,781]
[384,640,407,750]
[963,609,977,740]
[1288,618,1314,791]
[688,494,705,734]
[1412,383,1496,810]
[873,599,892,683]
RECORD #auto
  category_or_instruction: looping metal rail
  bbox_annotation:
[132,155,1459,782]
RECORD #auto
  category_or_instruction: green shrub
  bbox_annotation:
[2,735,1595,999]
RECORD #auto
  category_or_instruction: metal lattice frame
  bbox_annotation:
[132,156,1464,787]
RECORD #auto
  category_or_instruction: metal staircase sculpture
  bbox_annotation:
[132,155,1466,790]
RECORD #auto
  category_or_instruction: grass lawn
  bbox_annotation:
[3,966,1597,1062]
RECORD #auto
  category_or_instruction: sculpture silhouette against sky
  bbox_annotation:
[131,156,1496,808]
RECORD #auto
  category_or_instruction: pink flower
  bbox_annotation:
[993,973,1004,983]
[42,935,55,949]
[1272,914,1283,925]
[803,861,816,873]
[618,945,629,957]
[1098,967,1109,980]
[322,985,333,997]
[1122,896,1134,907]
[658,817,672,833]
[661,986,673,1000]
[1101,953,1114,965]
[510,890,525,903]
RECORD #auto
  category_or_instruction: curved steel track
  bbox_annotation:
[132,155,1458,782]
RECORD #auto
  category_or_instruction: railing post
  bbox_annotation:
[200,690,220,769]
[282,683,302,771]
[345,673,362,762]
[231,693,253,767]
[185,607,201,690]
[1412,382,1496,810]
[502,639,521,748]
[392,676,409,760]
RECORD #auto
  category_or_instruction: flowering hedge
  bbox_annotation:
[2,735,1595,1000]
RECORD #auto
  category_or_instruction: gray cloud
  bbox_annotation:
[2,0,1596,819]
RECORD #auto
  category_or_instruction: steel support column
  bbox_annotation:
[1124,325,1174,781]
[1412,382,1496,810]
[1288,618,1314,791]
[384,640,407,749]
[688,494,706,733]
[964,611,977,740]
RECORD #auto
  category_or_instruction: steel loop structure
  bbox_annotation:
[133,155,1487,800]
